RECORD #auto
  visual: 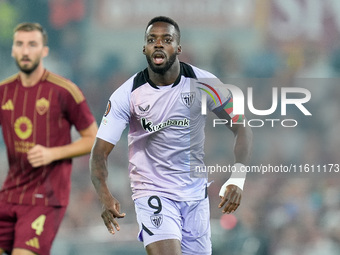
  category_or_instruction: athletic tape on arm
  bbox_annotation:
[219,163,246,197]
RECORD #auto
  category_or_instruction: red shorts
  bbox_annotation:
[0,201,66,255]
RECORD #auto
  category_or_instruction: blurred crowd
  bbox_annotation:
[0,1,340,254]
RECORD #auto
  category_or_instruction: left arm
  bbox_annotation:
[218,123,252,213]
[198,78,253,213]
[229,121,253,165]
[27,121,98,167]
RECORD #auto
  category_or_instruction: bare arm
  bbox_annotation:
[27,121,98,167]
[90,137,125,234]
[219,122,253,213]
[229,122,253,165]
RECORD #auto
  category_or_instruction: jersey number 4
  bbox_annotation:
[31,214,46,236]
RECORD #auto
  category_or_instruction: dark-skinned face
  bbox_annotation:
[143,22,181,75]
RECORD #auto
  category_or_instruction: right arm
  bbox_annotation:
[90,79,132,233]
[90,137,126,234]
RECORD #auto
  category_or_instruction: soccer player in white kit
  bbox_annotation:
[90,16,252,255]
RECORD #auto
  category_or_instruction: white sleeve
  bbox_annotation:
[194,68,231,112]
[96,81,132,145]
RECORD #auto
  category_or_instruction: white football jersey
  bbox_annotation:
[97,62,239,201]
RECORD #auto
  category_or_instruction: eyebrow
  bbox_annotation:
[147,33,173,37]
[14,40,39,44]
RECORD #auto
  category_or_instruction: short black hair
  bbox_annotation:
[145,16,181,43]
[14,22,48,46]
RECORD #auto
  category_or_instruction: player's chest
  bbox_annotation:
[0,85,62,123]
[131,84,201,122]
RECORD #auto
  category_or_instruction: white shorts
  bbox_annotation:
[134,195,211,255]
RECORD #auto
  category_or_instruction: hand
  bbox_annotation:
[218,184,242,214]
[27,144,55,167]
[101,197,126,234]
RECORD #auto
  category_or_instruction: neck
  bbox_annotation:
[19,64,45,87]
[148,60,180,86]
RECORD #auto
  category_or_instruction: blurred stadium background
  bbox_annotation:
[0,0,340,254]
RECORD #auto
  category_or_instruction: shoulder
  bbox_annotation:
[0,73,19,87]
[181,62,217,79]
[44,71,85,103]
[110,72,139,99]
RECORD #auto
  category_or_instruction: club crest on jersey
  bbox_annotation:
[36,98,50,115]
[150,214,163,228]
[181,92,195,108]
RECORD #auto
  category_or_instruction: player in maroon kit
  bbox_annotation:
[0,23,97,255]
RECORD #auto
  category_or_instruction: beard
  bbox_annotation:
[15,58,40,75]
[146,53,177,75]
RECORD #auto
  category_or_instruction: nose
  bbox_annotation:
[154,38,163,48]
[22,45,30,55]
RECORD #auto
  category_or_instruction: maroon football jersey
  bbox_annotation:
[0,70,95,206]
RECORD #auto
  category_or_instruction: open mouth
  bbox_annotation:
[152,52,165,65]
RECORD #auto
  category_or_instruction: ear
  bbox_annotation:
[42,46,49,58]
[177,45,182,55]
[143,46,146,55]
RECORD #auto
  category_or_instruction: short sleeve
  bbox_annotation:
[63,86,95,131]
[96,81,132,145]
[194,76,244,123]
[211,85,245,123]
